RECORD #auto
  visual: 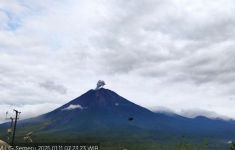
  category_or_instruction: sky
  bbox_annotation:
[0,0,235,123]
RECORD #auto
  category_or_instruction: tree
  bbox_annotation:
[230,141,235,150]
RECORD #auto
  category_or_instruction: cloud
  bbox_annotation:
[150,106,232,120]
[95,0,235,86]
[179,108,231,120]
[62,104,84,111]
[39,80,67,95]
[149,106,176,116]
[0,103,60,124]
[0,0,235,123]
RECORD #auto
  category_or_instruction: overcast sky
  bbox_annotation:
[1,0,235,123]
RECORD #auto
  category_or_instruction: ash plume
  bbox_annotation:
[95,80,105,90]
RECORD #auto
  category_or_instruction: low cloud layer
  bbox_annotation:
[0,0,235,122]
[62,104,84,111]
[179,109,230,120]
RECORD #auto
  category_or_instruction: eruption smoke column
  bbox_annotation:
[95,80,105,90]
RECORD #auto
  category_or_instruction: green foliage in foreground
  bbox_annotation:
[231,141,235,150]
[98,139,226,150]
[6,135,231,150]
[0,125,232,150]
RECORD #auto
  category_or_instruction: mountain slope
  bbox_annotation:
[1,88,235,144]
[29,88,164,133]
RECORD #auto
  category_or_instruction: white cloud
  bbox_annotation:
[62,104,84,111]
[179,108,231,120]
[0,103,60,124]
[0,0,235,123]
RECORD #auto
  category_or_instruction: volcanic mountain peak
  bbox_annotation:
[56,88,139,110]
[38,87,158,131]
[1,85,235,147]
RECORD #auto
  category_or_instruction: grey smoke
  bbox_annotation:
[39,80,67,94]
[95,80,105,90]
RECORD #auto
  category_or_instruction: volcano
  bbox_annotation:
[42,88,159,131]
[1,88,235,149]
[19,88,167,136]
